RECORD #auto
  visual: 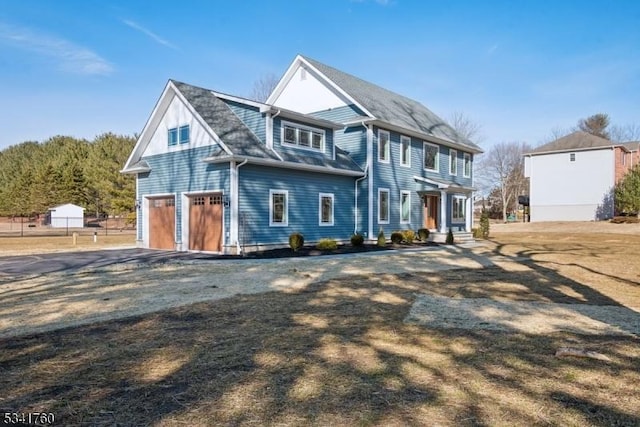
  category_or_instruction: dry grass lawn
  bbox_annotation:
[1,230,639,426]
[0,233,135,254]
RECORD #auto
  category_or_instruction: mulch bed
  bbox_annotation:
[239,241,440,259]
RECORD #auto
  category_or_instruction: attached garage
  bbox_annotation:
[148,196,176,250]
[189,193,223,252]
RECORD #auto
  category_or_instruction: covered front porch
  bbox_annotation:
[414,175,474,242]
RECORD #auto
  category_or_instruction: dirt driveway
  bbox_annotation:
[1,246,507,339]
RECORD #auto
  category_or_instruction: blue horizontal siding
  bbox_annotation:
[371,125,474,231]
[223,100,266,143]
[238,165,356,246]
[138,145,230,244]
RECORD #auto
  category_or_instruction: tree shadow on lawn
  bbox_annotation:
[1,260,639,426]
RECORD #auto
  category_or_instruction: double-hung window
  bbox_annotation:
[463,153,471,177]
[400,191,411,224]
[449,149,457,175]
[400,135,411,167]
[452,196,466,223]
[423,142,439,171]
[269,190,288,226]
[282,121,324,151]
[179,125,190,144]
[378,188,390,224]
[319,193,334,226]
[378,130,390,163]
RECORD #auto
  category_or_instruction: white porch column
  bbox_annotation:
[439,190,447,233]
[229,161,238,253]
[465,195,472,232]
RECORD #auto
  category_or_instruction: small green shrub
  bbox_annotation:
[417,228,430,241]
[390,231,403,244]
[350,233,364,247]
[289,232,304,252]
[401,229,415,243]
[480,209,490,238]
[472,227,483,238]
[316,238,338,251]
[377,228,386,247]
[445,228,455,245]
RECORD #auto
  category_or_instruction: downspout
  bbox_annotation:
[267,109,284,161]
[354,164,368,234]
[365,122,374,240]
[234,158,249,255]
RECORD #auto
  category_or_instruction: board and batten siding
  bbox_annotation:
[137,145,231,245]
[237,165,356,246]
[223,99,266,143]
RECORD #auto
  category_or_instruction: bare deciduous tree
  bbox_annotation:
[249,73,280,102]
[609,123,640,142]
[448,111,483,144]
[476,141,531,222]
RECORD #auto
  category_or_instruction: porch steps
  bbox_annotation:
[430,231,475,244]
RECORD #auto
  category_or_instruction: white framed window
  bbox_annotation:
[281,121,324,152]
[449,149,457,175]
[168,128,178,146]
[452,196,466,223]
[319,193,334,226]
[378,130,390,163]
[269,190,288,227]
[423,142,439,171]
[400,191,411,224]
[463,153,471,177]
[400,135,411,167]
[570,152,576,162]
[378,188,390,224]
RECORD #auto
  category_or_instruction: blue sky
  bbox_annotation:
[0,0,638,150]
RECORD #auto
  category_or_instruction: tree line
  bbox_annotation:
[0,133,135,218]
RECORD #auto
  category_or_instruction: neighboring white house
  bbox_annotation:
[523,132,639,222]
[47,203,85,228]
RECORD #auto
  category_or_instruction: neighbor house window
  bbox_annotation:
[463,153,471,177]
[400,191,411,224]
[378,188,390,224]
[269,190,288,226]
[423,142,439,171]
[570,153,576,162]
[400,135,411,167]
[281,121,324,151]
[449,149,458,175]
[319,193,334,226]
[452,196,466,223]
[168,128,178,146]
[179,125,190,144]
[378,130,390,163]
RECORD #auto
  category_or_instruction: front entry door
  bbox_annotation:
[423,195,438,229]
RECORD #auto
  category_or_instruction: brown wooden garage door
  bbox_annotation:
[189,194,223,252]
[149,196,175,250]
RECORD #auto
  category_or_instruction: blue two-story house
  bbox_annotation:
[122,55,482,253]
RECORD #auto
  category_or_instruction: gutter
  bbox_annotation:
[203,155,365,177]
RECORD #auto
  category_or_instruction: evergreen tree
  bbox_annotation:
[614,165,640,216]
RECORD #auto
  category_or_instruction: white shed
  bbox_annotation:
[48,203,85,228]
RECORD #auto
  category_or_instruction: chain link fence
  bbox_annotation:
[0,215,136,237]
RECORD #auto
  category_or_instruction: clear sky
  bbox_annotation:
[0,0,638,150]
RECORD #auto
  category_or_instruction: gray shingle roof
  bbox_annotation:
[172,80,362,173]
[620,141,640,152]
[526,131,614,155]
[301,55,482,153]
[172,80,279,160]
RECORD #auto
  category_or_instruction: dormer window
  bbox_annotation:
[282,121,324,152]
